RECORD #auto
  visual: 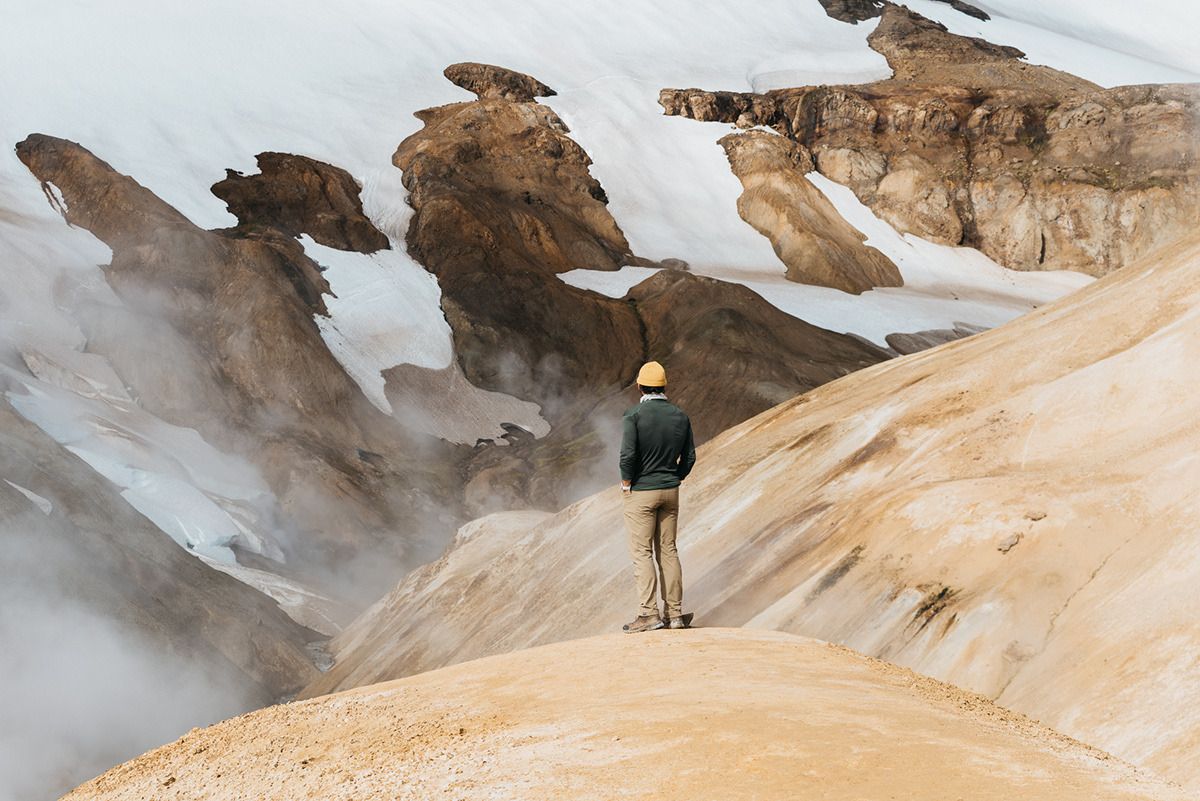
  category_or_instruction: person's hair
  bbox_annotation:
[639,384,666,395]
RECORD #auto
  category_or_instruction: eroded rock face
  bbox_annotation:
[661,5,1200,276]
[628,270,891,440]
[392,70,897,516]
[211,152,390,253]
[455,267,889,516]
[817,0,885,24]
[443,62,556,102]
[16,134,461,600]
[393,80,643,401]
[719,131,902,293]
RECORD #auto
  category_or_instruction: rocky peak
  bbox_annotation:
[818,0,989,25]
[15,134,461,597]
[443,62,556,102]
[211,152,390,253]
[818,0,886,24]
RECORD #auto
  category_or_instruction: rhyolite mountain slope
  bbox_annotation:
[65,631,1188,801]
[304,231,1200,789]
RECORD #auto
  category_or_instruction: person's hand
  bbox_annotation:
[621,480,632,493]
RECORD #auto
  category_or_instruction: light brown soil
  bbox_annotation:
[65,630,1187,801]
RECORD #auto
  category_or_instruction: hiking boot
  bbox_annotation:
[622,615,664,634]
[666,616,688,630]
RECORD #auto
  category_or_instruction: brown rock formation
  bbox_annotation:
[719,130,902,293]
[211,152,390,252]
[16,134,460,599]
[456,268,891,515]
[661,5,1200,276]
[443,62,556,102]
[885,321,987,354]
[628,270,890,440]
[390,71,896,514]
[393,75,644,400]
[819,0,988,25]
[818,0,885,24]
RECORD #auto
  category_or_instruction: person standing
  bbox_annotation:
[619,361,696,633]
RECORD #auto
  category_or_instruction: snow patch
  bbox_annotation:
[4,480,53,515]
[560,265,664,297]
[5,373,282,564]
[304,236,454,414]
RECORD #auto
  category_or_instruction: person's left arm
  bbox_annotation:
[677,418,696,481]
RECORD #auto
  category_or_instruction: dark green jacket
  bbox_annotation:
[619,398,696,491]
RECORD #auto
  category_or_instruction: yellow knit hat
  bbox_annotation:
[637,361,667,387]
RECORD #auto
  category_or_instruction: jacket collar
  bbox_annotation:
[639,392,668,403]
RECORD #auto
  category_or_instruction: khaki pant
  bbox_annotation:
[623,487,683,618]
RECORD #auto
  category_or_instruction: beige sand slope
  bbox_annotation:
[308,234,1200,788]
[65,630,1186,801]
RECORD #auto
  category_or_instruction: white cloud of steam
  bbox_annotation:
[0,511,254,801]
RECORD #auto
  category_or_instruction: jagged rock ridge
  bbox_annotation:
[391,65,891,513]
[661,5,1200,277]
[16,134,462,601]
[211,152,390,253]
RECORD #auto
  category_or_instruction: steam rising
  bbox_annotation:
[0,511,254,800]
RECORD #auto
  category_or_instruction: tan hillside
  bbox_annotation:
[306,233,1200,788]
[66,630,1187,801]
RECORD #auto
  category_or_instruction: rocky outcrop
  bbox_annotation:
[455,268,891,515]
[719,131,902,293]
[930,0,990,21]
[628,270,890,440]
[443,62,556,102]
[389,70,899,515]
[211,152,390,252]
[818,0,885,24]
[661,5,1200,277]
[394,83,642,401]
[302,230,1200,789]
[16,135,461,600]
[885,322,987,354]
[84,631,1183,801]
[819,0,988,25]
